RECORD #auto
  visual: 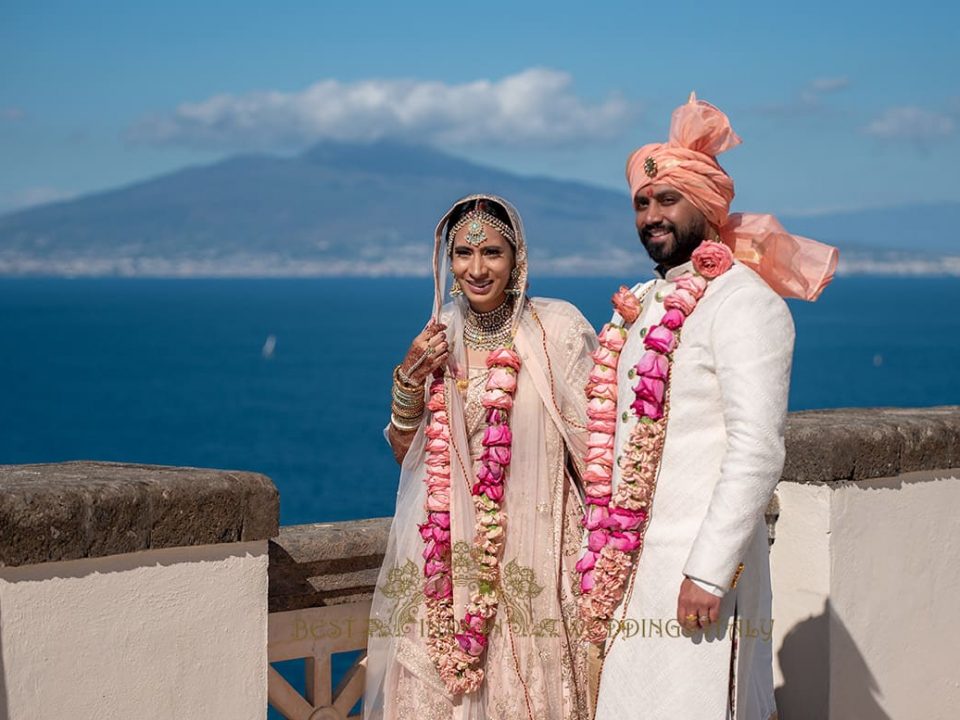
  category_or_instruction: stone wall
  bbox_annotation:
[3,408,957,719]
[0,462,278,720]
[266,406,960,720]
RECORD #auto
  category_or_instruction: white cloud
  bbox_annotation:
[760,76,851,115]
[807,76,850,94]
[127,68,633,151]
[2,186,75,212]
[864,106,955,142]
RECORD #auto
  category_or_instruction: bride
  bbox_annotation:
[365,194,597,720]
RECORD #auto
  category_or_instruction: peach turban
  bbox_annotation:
[626,93,838,301]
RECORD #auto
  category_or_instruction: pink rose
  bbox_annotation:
[486,348,521,370]
[424,559,448,577]
[422,539,444,560]
[605,506,646,531]
[587,397,618,421]
[575,550,599,573]
[591,346,620,369]
[483,446,512,465]
[424,573,452,600]
[589,364,617,385]
[425,456,450,472]
[587,432,615,449]
[483,424,513,446]
[582,465,612,484]
[580,569,596,593]
[584,446,614,466]
[585,481,612,498]
[661,308,685,330]
[429,511,450,529]
[692,240,734,279]
[473,481,504,503]
[587,418,617,434]
[634,375,665,404]
[477,462,503,482]
[432,527,451,543]
[486,407,504,425]
[585,463,613,481]
[485,367,517,393]
[583,504,609,531]
[584,494,611,506]
[611,286,641,323]
[426,463,450,479]
[425,488,450,512]
[630,397,663,420]
[587,529,608,552]
[634,350,669,380]
[455,631,487,657]
[426,394,444,412]
[674,273,708,299]
[426,480,450,497]
[663,289,697,315]
[590,383,618,401]
[425,423,450,440]
[481,388,514,410]
[598,323,628,352]
[463,612,485,634]
[643,325,676,354]
[427,438,447,452]
[607,531,641,553]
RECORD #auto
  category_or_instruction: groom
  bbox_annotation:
[589,95,837,719]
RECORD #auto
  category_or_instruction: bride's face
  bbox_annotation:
[450,227,515,312]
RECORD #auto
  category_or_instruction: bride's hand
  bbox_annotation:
[400,321,449,386]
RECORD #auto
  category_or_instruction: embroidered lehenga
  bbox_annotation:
[364,195,597,720]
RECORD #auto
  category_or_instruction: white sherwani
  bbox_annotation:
[595,261,793,720]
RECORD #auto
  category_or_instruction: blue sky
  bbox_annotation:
[1,0,957,215]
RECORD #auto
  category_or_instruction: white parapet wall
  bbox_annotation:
[772,469,960,719]
[0,462,279,720]
[0,542,269,719]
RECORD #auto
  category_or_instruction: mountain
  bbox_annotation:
[1,141,957,277]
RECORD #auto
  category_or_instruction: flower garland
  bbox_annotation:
[576,241,734,644]
[419,346,521,694]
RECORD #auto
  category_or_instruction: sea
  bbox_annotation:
[1,276,959,526]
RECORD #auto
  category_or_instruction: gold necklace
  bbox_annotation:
[464,298,514,350]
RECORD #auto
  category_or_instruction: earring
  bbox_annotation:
[506,266,523,297]
[449,267,463,296]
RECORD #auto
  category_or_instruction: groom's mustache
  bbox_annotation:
[639,222,676,242]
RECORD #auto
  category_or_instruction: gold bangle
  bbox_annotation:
[392,383,424,403]
[390,413,421,432]
[391,402,424,420]
[393,364,424,393]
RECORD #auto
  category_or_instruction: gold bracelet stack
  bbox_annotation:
[391,364,425,432]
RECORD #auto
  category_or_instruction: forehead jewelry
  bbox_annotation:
[447,209,516,252]
[644,156,658,178]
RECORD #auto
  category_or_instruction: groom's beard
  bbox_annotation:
[639,214,708,267]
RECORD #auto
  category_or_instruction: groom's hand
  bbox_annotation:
[677,578,720,630]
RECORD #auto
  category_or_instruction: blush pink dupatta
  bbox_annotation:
[364,194,596,720]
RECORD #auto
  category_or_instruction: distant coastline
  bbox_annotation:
[1,252,958,278]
